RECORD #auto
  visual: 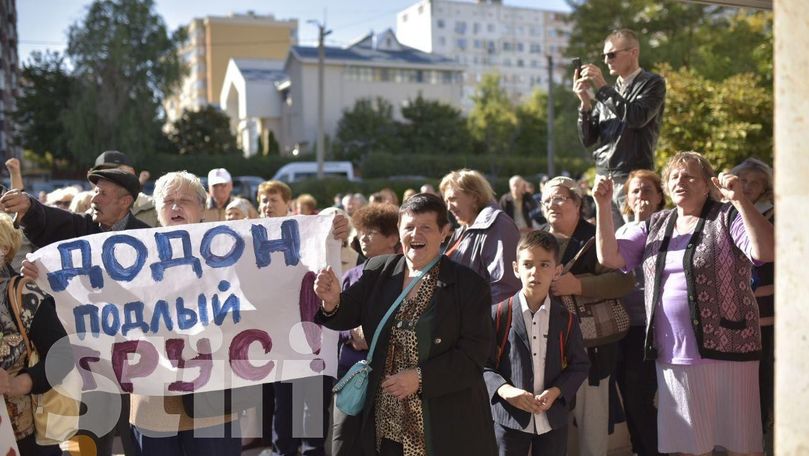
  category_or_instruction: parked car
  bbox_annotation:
[271,161,357,183]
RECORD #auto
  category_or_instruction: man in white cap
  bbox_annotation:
[204,168,244,222]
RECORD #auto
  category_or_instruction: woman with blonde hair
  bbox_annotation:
[439,169,520,303]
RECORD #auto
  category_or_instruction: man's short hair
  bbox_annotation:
[257,180,292,203]
[517,230,561,263]
[606,28,640,49]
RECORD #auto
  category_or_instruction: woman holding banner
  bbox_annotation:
[314,193,497,456]
[0,213,71,455]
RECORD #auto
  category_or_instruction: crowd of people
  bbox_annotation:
[0,26,775,456]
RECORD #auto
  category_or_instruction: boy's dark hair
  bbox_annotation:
[399,193,449,229]
[517,230,561,263]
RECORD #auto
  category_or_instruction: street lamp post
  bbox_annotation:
[546,54,555,177]
[308,20,332,179]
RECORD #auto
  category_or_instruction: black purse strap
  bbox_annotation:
[562,237,595,274]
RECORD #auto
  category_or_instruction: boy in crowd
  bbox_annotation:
[485,231,590,456]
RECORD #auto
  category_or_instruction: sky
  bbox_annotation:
[17,0,572,65]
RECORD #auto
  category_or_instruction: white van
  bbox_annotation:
[271,161,357,183]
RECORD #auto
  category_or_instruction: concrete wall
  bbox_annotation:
[774,0,809,454]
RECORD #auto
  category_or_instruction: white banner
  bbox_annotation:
[29,215,341,396]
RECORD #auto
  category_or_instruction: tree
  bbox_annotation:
[63,0,186,168]
[399,94,472,155]
[565,0,772,84]
[468,73,518,157]
[655,64,772,172]
[13,51,75,163]
[168,106,239,155]
[332,97,401,163]
[514,89,548,157]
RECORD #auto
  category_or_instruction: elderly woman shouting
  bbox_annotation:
[593,151,774,456]
[314,193,497,456]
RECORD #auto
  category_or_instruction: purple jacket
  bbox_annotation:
[445,203,521,304]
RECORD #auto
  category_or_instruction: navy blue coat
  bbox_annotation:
[484,293,590,431]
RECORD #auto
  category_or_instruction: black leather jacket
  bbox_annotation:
[578,69,666,178]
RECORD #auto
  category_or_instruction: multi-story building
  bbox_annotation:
[164,12,297,125]
[219,30,464,156]
[396,0,571,109]
[0,0,20,161]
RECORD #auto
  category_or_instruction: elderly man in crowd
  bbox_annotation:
[91,150,158,227]
[204,168,234,222]
[575,28,666,227]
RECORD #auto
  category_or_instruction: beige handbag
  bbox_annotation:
[558,238,630,348]
[8,275,80,446]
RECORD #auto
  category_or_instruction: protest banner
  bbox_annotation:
[29,215,341,396]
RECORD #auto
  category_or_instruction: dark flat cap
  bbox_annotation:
[92,150,132,171]
[87,168,141,200]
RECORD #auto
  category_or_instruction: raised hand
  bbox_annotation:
[712,172,744,203]
[313,266,341,312]
[592,175,614,208]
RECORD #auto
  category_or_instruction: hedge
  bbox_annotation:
[360,153,589,180]
[135,154,305,180]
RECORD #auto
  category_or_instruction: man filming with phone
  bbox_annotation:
[574,28,666,228]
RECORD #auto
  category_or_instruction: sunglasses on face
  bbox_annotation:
[602,48,633,60]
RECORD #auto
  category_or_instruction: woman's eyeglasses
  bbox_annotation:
[542,196,571,208]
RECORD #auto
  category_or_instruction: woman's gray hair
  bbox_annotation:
[731,157,773,202]
[153,171,207,211]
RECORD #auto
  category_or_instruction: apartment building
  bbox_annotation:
[164,12,297,124]
[220,30,463,156]
[396,0,571,109]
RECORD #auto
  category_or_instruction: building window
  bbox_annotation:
[473,22,480,34]
[516,42,524,52]
[455,21,466,34]
[517,59,524,67]
[437,19,445,28]
[438,36,446,46]
[503,42,512,52]
[530,43,541,54]
[503,58,512,67]
[487,23,495,33]
[474,39,481,49]
[457,38,467,50]
[402,14,408,22]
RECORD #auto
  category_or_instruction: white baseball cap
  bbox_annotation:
[208,168,232,186]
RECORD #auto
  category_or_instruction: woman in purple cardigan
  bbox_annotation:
[593,151,774,456]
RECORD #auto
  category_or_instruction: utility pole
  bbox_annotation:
[309,20,331,179]
[546,54,555,177]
